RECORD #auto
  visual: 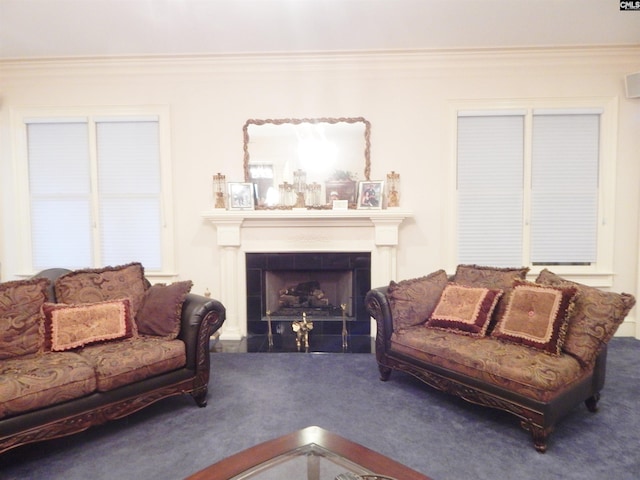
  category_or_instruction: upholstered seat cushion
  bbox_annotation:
[390,326,585,402]
[0,352,96,420]
[78,336,186,392]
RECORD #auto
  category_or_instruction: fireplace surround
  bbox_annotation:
[202,209,412,342]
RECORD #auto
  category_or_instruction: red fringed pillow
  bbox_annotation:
[426,283,503,337]
[43,298,134,352]
[492,282,578,355]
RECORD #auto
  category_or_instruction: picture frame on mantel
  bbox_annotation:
[227,182,255,210]
[357,181,384,209]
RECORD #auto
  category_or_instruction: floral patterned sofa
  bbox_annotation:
[0,263,225,454]
[365,264,635,452]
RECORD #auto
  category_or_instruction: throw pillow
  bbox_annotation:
[43,298,134,351]
[492,281,578,355]
[536,269,636,366]
[0,277,50,359]
[387,270,449,331]
[54,262,148,320]
[426,283,503,337]
[135,280,193,339]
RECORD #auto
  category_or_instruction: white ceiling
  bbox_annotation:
[1,0,640,60]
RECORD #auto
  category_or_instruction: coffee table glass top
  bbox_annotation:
[186,426,432,480]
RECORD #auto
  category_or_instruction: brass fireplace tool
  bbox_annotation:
[266,310,273,350]
[341,303,348,350]
[292,312,313,351]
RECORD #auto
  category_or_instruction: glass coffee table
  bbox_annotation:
[186,426,432,480]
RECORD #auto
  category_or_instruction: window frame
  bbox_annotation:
[11,105,176,276]
[446,97,618,287]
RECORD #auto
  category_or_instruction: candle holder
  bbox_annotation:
[213,173,227,209]
[293,169,307,208]
[386,171,401,208]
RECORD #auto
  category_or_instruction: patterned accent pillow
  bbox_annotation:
[536,269,636,366]
[387,270,449,331]
[43,299,134,351]
[492,281,578,355]
[426,283,503,337]
[0,277,50,359]
[54,262,147,320]
[135,280,193,339]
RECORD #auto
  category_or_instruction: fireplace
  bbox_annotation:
[202,209,412,344]
[246,252,371,337]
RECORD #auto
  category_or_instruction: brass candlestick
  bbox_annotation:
[386,171,400,208]
[213,173,227,209]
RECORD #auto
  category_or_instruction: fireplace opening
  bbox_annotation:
[266,270,353,319]
[246,252,371,351]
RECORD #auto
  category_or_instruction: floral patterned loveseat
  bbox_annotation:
[0,263,225,454]
[365,264,635,452]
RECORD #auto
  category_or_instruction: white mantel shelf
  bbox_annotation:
[202,208,413,340]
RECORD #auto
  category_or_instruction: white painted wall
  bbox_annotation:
[1,46,639,337]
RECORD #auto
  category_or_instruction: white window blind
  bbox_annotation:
[457,114,524,267]
[26,117,164,271]
[27,122,93,270]
[96,120,162,269]
[530,113,600,264]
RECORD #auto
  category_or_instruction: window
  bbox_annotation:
[453,99,616,279]
[16,108,173,273]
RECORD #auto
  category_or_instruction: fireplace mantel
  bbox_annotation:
[202,209,412,340]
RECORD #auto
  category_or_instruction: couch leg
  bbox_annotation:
[378,364,392,381]
[191,389,208,408]
[585,392,600,412]
[520,420,549,453]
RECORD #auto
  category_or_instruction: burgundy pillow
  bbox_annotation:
[492,281,578,355]
[426,283,503,337]
[135,281,193,339]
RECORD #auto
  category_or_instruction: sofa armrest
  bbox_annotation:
[365,286,394,358]
[178,293,226,371]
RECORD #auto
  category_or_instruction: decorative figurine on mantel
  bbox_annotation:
[213,172,227,209]
[386,171,400,208]
[292,312,313,351]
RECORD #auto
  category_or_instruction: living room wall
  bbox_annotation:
[1,45,639,338]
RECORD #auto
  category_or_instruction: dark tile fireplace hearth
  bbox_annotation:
[245,252,371,352]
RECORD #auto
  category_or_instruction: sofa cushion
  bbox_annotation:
[387,270,448,331]
[54,262,148,320]
[0,351,96,419]
[43,299,134,351]
[390,326,585,402]
[426,283,503,337]
[536,269,636,366]
[453,264,529,290]
[0,278,49,360]
[492,282,578,355]
[452,264,530,328]
[136,281,193,339]
[78,336,186,392]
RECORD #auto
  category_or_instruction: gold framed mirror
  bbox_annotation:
[243,117,371,207]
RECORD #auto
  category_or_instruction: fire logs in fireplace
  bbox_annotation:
[277,280,342,316]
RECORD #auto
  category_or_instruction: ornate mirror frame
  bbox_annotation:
[242,117,371,183]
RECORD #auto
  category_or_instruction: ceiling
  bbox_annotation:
[1,0,640,60]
